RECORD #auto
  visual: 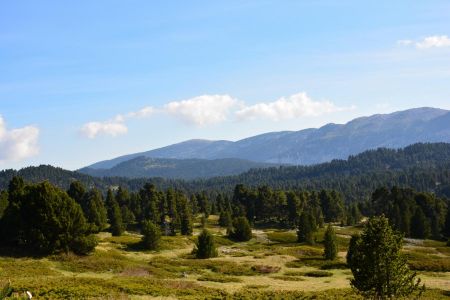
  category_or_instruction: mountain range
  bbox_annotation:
[80,107,450,179]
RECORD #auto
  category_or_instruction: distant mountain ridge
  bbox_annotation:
[83,107,450,173]
[79,157,277,180]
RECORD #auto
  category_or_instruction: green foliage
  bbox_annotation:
[195,229,218,259]
[179,195,193,236]
[410,207,431,239]
[443,205,450,238]
[110,201,125,236]
[0,281,12,300]
[347,216,423,299]
[70,234,98,255]
[141,220,161,250]
[0,179,92,255]
[230,216,252,241]
[81,188,108,232]
[297,210,317,244]
[0,191,8,219]
[197,274,242,283]
[218,209,232,228]
[323,224,338,260]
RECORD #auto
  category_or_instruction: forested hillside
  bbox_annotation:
[1,143,449,202]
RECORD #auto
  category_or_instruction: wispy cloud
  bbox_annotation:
[398,35,450,49]
[0,116,39,163]
[80,106,155,139]
[236,92,351,121]
[80,93,350,138]
[164,95,238,126]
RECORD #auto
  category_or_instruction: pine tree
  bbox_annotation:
[443,205,450,238]
[195,229,218,259]
[82,189,108,232]
[323,224,337,260]
[410,207,431,239]
[230,216,252,241]
[110,201,124,236]
[347,216,423,299]
[218,210,232,228]
[179,195,193,235]
[141,220,161,250]
[297,210,316,244]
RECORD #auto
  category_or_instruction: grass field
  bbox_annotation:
[1,216,450,299]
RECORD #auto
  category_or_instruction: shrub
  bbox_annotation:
[230,217,252,241]
[71,234,98,255]
[194,229,218,259]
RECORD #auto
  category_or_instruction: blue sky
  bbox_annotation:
[1,1,450,170]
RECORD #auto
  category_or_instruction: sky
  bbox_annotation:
[1,1,450,170]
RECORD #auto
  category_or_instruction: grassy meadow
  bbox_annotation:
[1,215,450,299]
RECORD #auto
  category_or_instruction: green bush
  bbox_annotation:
[194,229,218,259]
[71,234,98,255]
[230,217,252,242]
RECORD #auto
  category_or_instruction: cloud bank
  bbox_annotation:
[398,35,450,49]
[164,95,237,126]
[236,92,346,121]
[0,116,39,163]
[81,92,350,138]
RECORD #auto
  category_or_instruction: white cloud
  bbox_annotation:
[0,116,39,163]
[397,39,413,46]
[398,35,450,49]
[80,106,155,139]
[164,94,238,126]
[80,120,128,139]
[416,35,450,49]
[235,92,349,121]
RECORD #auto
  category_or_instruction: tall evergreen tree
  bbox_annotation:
[444,204,450,238]
[110,201,124,236]
[323,224,338,260]
[410,207,431,239]
[347,216,423,299]
[67,181,86,204]
[297,210,316,244]
[141,220,161,250]
[179,195,193,235]
[82,189,108,232]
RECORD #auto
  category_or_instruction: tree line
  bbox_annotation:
[1,143,450,204]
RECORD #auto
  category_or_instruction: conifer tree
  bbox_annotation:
[410,207,431,239]
[195,229,218,259]
[110,201,124,236]
[443,205,450,238]
[230,216,252,241]
[297,210,316,244]
[141,220,161,250]
[218,209,232,228]
[347,216,423,299]
[179,195,193,235]
[323,224,338,260]
[82,189,108,232]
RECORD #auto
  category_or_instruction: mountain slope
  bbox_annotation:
[79,157,277,179]
[85,107,450,170]
[1,143,450,202]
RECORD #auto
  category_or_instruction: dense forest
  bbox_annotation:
[1,143,449,204]
[1,175,449,255]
